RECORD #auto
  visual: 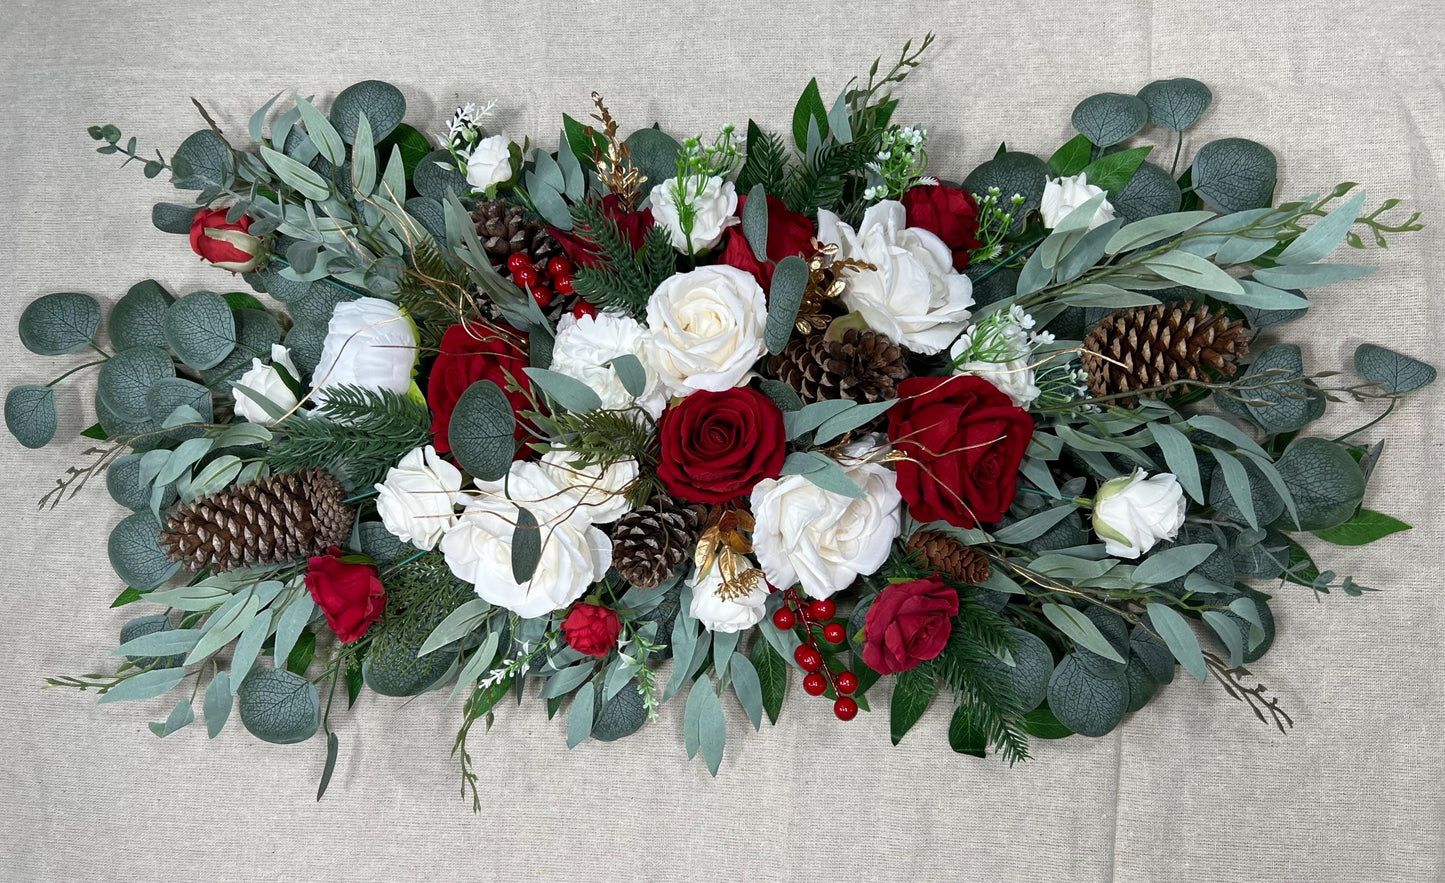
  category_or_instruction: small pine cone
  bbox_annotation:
[906,531,991,585]
[610,494,708,589]
[768,327,909,406]
[1080,302,1248,402]
[471,198,562,268]
[160,469,353,572]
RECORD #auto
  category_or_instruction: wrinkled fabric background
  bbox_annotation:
[1,1,1441,880]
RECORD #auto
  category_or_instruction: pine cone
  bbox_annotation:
[768,327,909,406]
[471,199,562,268]
[610,494,708,589]
[906,531,991,585]
[1080,302,1248,402]
[160,470,353,572]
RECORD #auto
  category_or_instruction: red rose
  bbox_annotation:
[862,576,959,674]
[657,387,786,504]
[901,183,983,271]
[551,194,655,269]
[189,207,265,272]
[428,323,533,456]
[561,603,621,657]
[716,193,816,289]
[887,375,1034,528]
[305,546,386,643]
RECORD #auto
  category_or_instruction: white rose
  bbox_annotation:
[375,445,463,550]
[549,312,666,417]
[750,460,903,600]
[311,297,417,406]
[465,135,514,192]
[1040,173,1116,231]
[687,557,768,633]
[819,200,974,355]
[645,265,767,396]
[651,175,738,253]
[233,344,300,424]
[440,462,612,618]
[539,448,638,524]
[1091,469,1187,559]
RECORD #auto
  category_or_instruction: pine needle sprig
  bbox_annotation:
[736,123,792,195]
[397,238,484,348]
[265,385,432,487]
[936,600,1031,765]
[782,136,879,224]
[567,200,675,321]
[531,407,663,507]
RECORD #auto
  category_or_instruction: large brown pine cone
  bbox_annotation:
[472,199,562,268]
[768,327,909,406]
[1080,302,1248,402]
[609,494,708,589]
[906,530,991,585]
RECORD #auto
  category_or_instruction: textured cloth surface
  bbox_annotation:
[1,2,1442,880]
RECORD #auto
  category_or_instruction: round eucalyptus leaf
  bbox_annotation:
[413,149,468,201]
[1192,138,1277,212]
[1209,457,1284,526]
[164,291,236,370]
[1232,529,1290,578]
[1137,78,1213,131]
[120,614,185,669]
[19,292,102,356]
[108,511,181,590]
[97,345,175,422]
[1046,654,1130,737]
[405,197,448,243]
[1124,654,1159,713]
[358,521,413,566]
[106,453,177,512]
[1129,625,1176,685]
[146,377,214,426]
[237,667,321,744]
[171,129,232,191]
[593,680,649,742]
[1075,607,1129,676]
[94,390,163,451]
[625,127,682,199]
[1158,522,1235,597]
[201,309,284,395]
[962,152,1048,231]
[110,280,174,351]
[5,385,57,449]
[286,283,359,327]
[1111,161,1182,223]
[364,620,458,697]
[1274,437,1366,530]
[979,628,1054,713]
[1238,300,1308,329]
[1071,92,1149,147]
[283,321,328,380]
[330,80,406,144]
[152,203,200,235]
[1240,344,1322,433]
[1354,343,1437,394]
[246,264,313,304]
[448,380,517,482]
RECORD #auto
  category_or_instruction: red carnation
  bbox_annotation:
[561,603,621,657]
[550,194,655,269]
[427,323,533,456]
[305,546,386,643]
[657,387,786,505]
[189,207,265,272]
[901,183,983,271]
[716,193,816,289]
[862,577,959,674]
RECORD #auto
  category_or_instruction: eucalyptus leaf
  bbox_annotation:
[1354,343,1436,394]
[1137,78,1212,131]
[171,129,231,191]
[523,367,602,413]
[19,292,102,355]
[1071,92,1149,147]
[1046,654,1129,737]
[962,152,1047,231]
[237,666,320,744]
[765,255,810,354]
[1250,262,1373,289]
[164,291,236,370]
[330,80,406,144]
[5,385,57,449]
[447,380,516,481]
[1144,603,1207,682]
[108,511,181,590]
[1041,603,1125,664]
[1277,191,1366,265]
[1274,437,1367,531]
[1111,162,1182,223]
[1191,138,1277,212]
[204,670,232,738]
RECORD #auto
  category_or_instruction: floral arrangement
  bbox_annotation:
[11,37,1436,802]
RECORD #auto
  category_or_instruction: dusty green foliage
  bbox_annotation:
[396,239,482,349]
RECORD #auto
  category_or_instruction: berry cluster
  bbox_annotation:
[772,589,858,721]
[506,254,597,320]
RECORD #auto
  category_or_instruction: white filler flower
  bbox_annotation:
[1091,469,1188,559]
[1040,172,1116,230]
[375,445,464,551]
[645,265,767,396]
[311,297,417,405]
[233,344,300,424]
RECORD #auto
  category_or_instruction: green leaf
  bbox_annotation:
[1354,343,1437,394]
[948,703,987,757]
[623,128,681,200]
[730,654,765,731]
[1071,92,1149,147]
[329,80,406,144]
[413,149,468,201]
[1144,603,1207,682]
[230,609,273,687]
[1210,448,1258,529]
[1019,706,1074,739]
[376,123,432,186]
[981,628,1054,712]
[317,731,340,801]
[110,586,144,608]
[1211,454,1286,527]
[447,380,516,481]
[782,399,855,439]
[991,505,1079,544]
[512,506,541,583]
[204,670,232,738]
[890,666,936,745]
[5,385,57,449]
[751,638,787,725]
[779,450,866,499]
[593,680,648,742]
[963,152,1048,232]
[541,662,597,699]
[812,399,897,445]
[1277,190,1366,265]
[185,589,262,665]
[602,354,647,399]
[236,667,320,744]
[1313,508,1411,546]
[1133,543,1217,584]
[792,77,829,150]
[419,598,489,657]
[1137,78,1212,131]
[1041,603,1125,664]
[1106,210,1217,255]
[164,291,236,371]
[764,255,810,354]
[1274,437,1367,531]
[1221,280,1311,311]
[351,113,377,197]
[152,203,200,235]
[273,593,315,673]
[1111,162,1182,223]
[1191,138,1277,212]
[19,292,102,355]
[259,145,332,201]
[1251,262,1373,289]
[1046,654,1129,737]
[96,667,187,704]
[1048,134,1093,177]
[171,130,231,191]
[1079,146,1152,196]
[112,628,202,658]
[1143,250,1244,296]
[294,95,347,166]
[1150,422,1204,503]
[108,511,181,590]
[523,367,603,413]
[741,183,770,262]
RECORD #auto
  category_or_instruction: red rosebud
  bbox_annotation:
[657,387,787,504]
[427,323,533,456]
[560,603,622,657]
[550,194,655,269]
[716,193,816,289]
[189,208,266,272]
[901,183,983,271]
[304,546,386,643]
[861,577,959,675]
[887,375,1034,528]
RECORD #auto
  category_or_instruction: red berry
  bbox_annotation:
[802,672,827,696]
[531,286,553,309]
[823,622,846,644]
[835,671,858,695]
[547,256,573,279]
[809,599,837,621]
[512,265,540,287]
[571,300,598,320]
[554,277,576,296]
[834,696,859,721]
[793,645,823,672]
[507,253,532,273]
[771,608,796,630]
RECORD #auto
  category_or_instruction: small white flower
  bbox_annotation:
[687,557,768,633]
[1040,173,1116,231]
[645,265,768,396]
[233,344,300,424]
[950,309,1043,408]
[538,448,638,524]
[549,312,666,417]
[375,445,463,550]
[651,175,738,253]
[465,135,514,192]
[1091,469,1188,559]
[311,297,417,406]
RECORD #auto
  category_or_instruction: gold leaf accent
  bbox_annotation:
[586,92,646,211]
[794,239,877,332]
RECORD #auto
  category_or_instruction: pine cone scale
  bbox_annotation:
[1080,302,1248,402]
[610,494,707,589]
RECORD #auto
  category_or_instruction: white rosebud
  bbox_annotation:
[375,445,464,551]
[819,200,974,354]
[549,312,666,417]
[1040,173,1116,231]
[1091,469,1187,559]
[750,459,903,599]
[687,557,768,633]
[439,461,612,618]
[645,265,768,396]
[233,344,300,424]
[651,175,738,253]
[465,135,514,192]
[311,297,418,406]
[539,448,638,524]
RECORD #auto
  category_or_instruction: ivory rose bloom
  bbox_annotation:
[818,200,974,354]
[687,556,768,633]
[374,445,463,550]
[1091,469,1187,559]
[233,344,300,424]
[548,312,665,417]
[539,448,639,524]
[312,297,417,405]
[465,135,514,192]
[645,265,768,396]
[1040,173,1116,230]
[651,175,738,253]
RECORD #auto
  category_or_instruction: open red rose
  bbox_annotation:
[305,546,386,643]
[428,323,533,456]
[862,576,959,674]
[716,193,816,289]
[550,194,655,269]
[561,603,621,657]
[887,375,1034,528]
[657,387,786,504]
[902,183,983,271]
[189,207,265,272]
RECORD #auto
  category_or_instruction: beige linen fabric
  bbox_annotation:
[1,1,1442,880]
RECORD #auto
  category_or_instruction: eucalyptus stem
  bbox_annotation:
[45,358,108,388]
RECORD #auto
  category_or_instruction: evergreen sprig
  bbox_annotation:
[397,238,482,348]
[781,135,879,224]
[936,601,1031,765]
[737,123,792,195]
[530,407,663,507]
[265,385,432,487]
[568,200,676,321]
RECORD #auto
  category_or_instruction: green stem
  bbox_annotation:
[1334,397,1397,444]
[971,233,1046,286]
[45,358,108,388]
[1170,130,1183,177]
[88,342,111,360]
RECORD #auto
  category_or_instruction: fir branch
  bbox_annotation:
[567,199,675,321]
[936,603,1031,765]
[782,136,878,222]
[736,123,791,195]
[265,385,431,487]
